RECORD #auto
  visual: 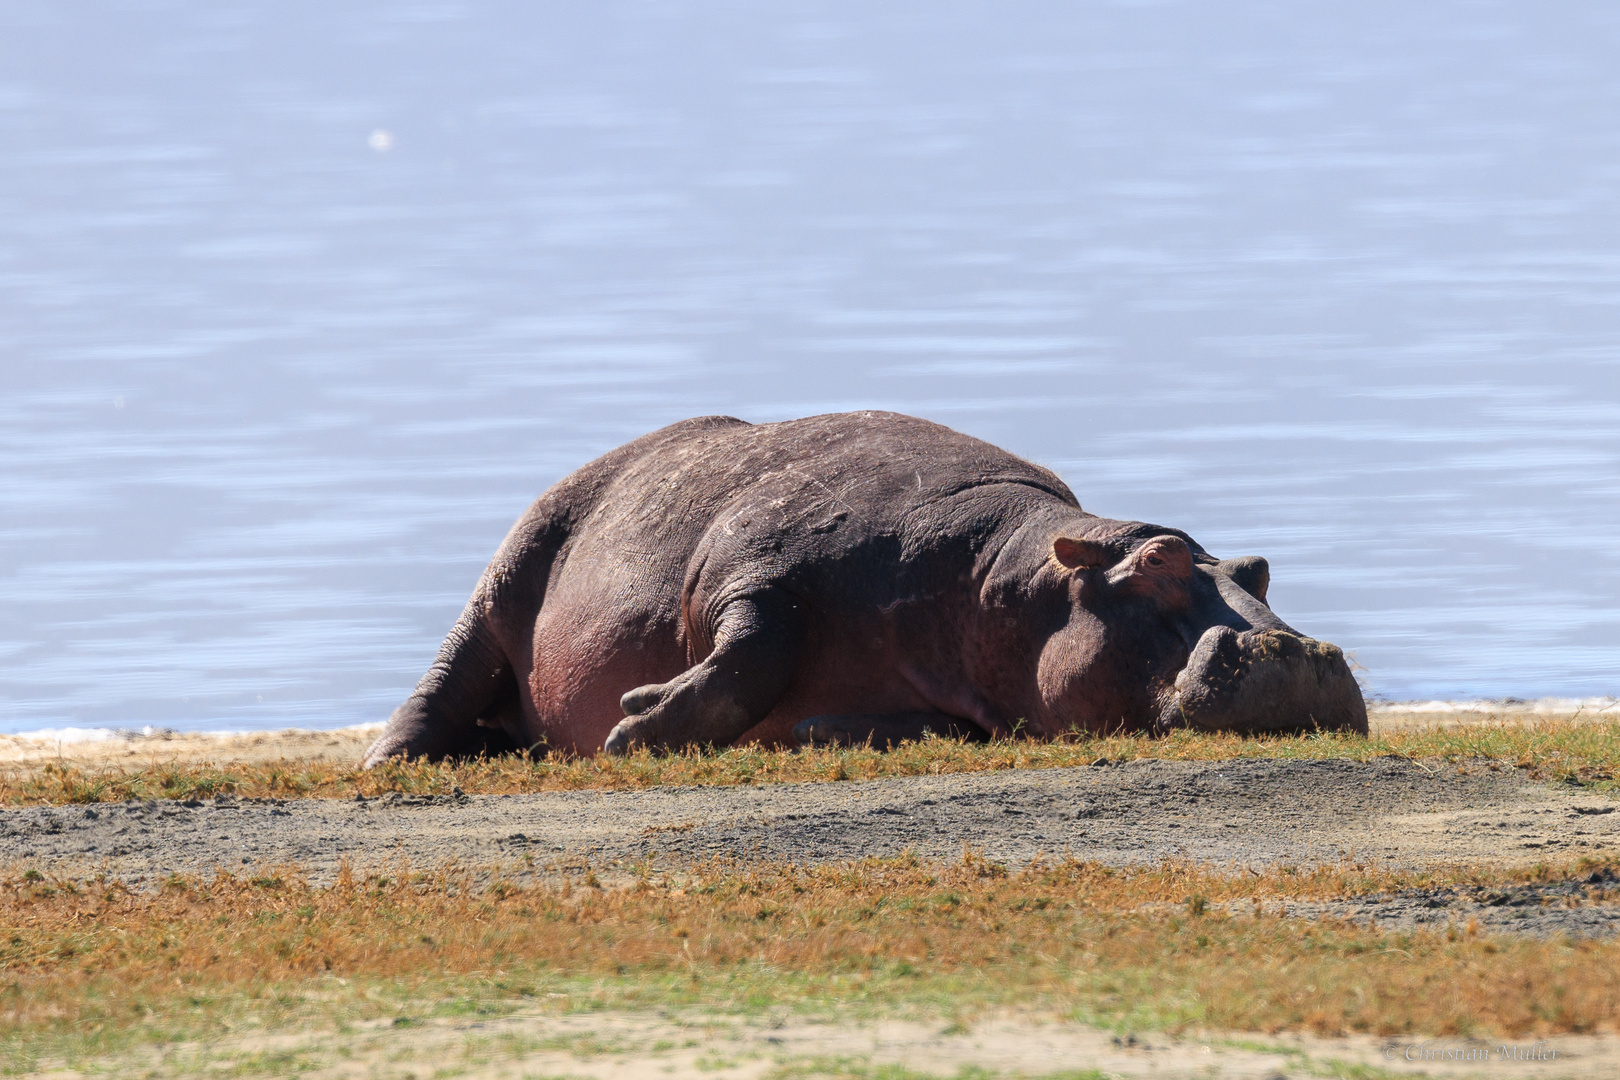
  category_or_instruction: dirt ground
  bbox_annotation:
[7,704,1620,1079]
[46,1008,1617,1080]
[5,754,1618,936]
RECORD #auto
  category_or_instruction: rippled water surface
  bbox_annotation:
[3,2,1619,732]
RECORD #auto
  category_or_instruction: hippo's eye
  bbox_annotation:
[1145,554,1164,568]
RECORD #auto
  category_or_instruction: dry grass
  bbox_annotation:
[4,851,1620,1068]
[3,718,1617,808]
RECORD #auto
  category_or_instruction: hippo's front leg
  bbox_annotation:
[604,589,806,754]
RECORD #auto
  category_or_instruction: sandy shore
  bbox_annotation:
[0,723,383,769]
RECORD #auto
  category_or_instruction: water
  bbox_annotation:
[3,1,1618,734]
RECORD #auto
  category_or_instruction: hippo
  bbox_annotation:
[363,411,1365,766]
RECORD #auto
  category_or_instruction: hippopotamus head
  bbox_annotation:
[1027,521,1366,736]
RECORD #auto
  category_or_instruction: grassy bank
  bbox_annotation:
[4,853,1620,1074]
[4,718,1617,807]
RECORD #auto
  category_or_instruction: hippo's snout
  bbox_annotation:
[1159,626,1368,735]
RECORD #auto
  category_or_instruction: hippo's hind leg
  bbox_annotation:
[604,589,805,755]
[793,713,990,750]
[363,595,519,767]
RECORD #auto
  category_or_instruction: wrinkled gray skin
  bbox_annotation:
[364,412,1365,767]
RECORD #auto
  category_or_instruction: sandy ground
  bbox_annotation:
[0,724,383,769]
[29,1008,1614,1080]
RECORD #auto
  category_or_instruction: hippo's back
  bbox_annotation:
[565,410,1079,561]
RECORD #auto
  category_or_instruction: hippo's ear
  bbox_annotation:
[1218,556,1270,604]
[1052,537,1112,570]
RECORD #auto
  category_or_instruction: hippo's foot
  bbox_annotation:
[364,689,527,768]
[793,712,990,750]
[604,589,806,755]
[363,719,523,768]
[605,678,755,756]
